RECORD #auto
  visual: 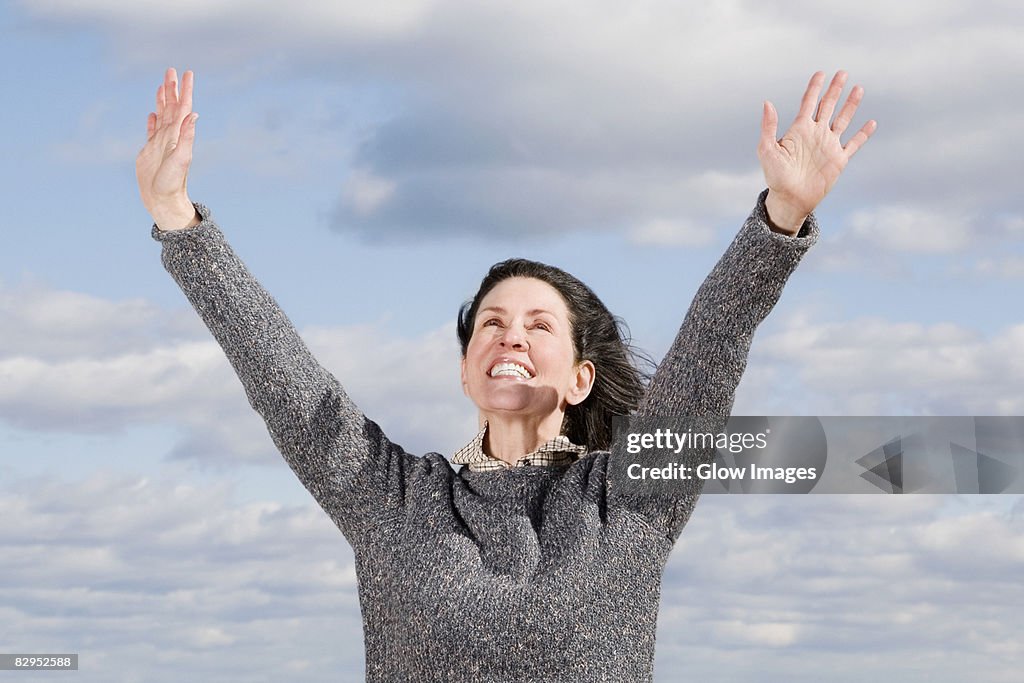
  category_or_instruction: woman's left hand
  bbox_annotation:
[758,70,877,234]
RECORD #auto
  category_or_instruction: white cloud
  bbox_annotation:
[188,626,237,648]
[23,0,432,37]
[845,205,973,253]
[627,169,767,245]
[628,217,714,247]
[22,1,1021,243]
[711,619,801,647]
[341,168,396,215]
[0,276,202,359]
[917,511,1024,566]
[656,495,1024,681]
[302,322,475,455]
[1002,215,1024,237]
[690,170,766,211]
[0,280,474,464]
[0,470,367,681]
[735,313,1024,415]
[969,255,1024,279]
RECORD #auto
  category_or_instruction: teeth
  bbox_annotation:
[490,362,532,379]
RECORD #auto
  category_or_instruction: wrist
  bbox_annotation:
[152,197,200,231]
[764,191,808,236]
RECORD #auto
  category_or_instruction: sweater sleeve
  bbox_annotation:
[151,203,416,545]
[607,189,818,542]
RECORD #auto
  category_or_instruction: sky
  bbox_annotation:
[1,0,1023,680]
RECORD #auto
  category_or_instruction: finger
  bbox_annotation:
[796,71,826,120]
[165,67,179,107]
[814,70,847,123]
[180,70,194,113]
[146,112,156,142]
[831,84,863,137]
[759,100,779,153]
[154,84,180,150]
[155,83,165,129]
[842,119,877,159]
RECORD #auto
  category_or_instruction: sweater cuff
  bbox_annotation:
[751,188,820,246]
[150,202,215,242]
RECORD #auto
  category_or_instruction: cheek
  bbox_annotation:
[464,339,489,377]
[540,340,578,377]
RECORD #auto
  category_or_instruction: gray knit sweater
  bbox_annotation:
[151,191,817,682]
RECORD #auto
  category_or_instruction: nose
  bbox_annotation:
[498,323,528,349]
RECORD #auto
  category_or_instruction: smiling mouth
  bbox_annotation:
[489,362,534,379]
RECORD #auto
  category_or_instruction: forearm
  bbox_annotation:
[151,203,373,487]
[639,189,818,417]
[613,190,818,541]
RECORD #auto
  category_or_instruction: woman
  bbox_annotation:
[138,68,874,682]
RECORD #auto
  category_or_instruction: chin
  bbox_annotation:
[476,393,539,414]
[471,383,559,416]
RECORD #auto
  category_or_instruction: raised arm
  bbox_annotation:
[642,70,876,417]
[611,71,876,540]
[138,69,416,545]
[638,192,818,419]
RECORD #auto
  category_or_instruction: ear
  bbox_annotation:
[566,360,596,406]
[461,355,470,397]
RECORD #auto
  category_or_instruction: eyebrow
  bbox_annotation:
[479,306,559,318]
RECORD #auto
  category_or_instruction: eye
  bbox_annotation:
[482,318,502,328]
[532,321,551,332]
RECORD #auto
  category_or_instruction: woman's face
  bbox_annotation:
[461,277,594,422]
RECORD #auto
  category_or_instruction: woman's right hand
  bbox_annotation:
[136,67,200,231]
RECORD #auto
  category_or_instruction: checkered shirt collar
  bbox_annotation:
[452,422,588,472]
